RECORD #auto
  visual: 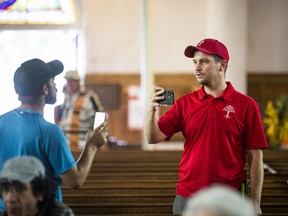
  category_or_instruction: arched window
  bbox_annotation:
[0,0,85,123]
[0,0,78,25]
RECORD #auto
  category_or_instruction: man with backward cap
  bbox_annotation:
[0,58,108,211]
[145,38,268,214]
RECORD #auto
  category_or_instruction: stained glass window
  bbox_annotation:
[0,0,77,24]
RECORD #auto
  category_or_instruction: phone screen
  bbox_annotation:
[93,112,106,129]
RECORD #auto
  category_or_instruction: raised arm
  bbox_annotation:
[247,149,264,215]
[60,123,108,189]
[145,87,167,144]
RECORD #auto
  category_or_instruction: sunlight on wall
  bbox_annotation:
[0,30,78,123]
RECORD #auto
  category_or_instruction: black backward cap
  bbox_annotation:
[14,58,64,96]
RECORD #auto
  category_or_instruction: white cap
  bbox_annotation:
[64,70,80,80]
[182,185,257,216]
[0,156,45,183]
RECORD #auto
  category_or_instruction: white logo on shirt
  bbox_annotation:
[223,105,235,119]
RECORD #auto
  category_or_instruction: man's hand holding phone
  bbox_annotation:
[154,88,174,105]
[93,112,107,129]
[86,112,108,150]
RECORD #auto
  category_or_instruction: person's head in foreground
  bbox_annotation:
[0,156,73,216]
[182,185,257,216]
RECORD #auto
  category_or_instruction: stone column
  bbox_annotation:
[141,0,156,150]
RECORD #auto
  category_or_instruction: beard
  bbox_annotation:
[45,94,56,104]
[196,76,209,86]
[45,87,57,104]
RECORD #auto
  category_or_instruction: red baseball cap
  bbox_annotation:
[184,38,230,62]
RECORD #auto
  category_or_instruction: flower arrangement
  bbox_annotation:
[263,95,288,149]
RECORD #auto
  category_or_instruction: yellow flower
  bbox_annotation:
[263,97,288,148]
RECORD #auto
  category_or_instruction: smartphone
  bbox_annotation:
[158,90,175,105]
[93,112,106,129]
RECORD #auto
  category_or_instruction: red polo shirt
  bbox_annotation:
[158,82,268,197]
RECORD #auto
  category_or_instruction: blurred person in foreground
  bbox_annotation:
[56,70,104,151]
[0,58,108,211]
[0,156,74,216]
[182,185,257,216]
[145,38,268,214]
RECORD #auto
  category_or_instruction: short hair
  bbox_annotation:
[31,177,56,204]
[212,55,223,63]
[17,80,50,104]
[212,54,228,74]
[182,185,257,216]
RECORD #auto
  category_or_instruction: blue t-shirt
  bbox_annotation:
[0,108,76,210]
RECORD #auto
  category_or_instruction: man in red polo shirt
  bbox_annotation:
[145,38,268,215]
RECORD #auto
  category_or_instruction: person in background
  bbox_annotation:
[182,184,257,216]
[54,85,67,125]
[145,38,268,214]
[57,70,104,151]
[0,58,108,211]
[0,156,74,216]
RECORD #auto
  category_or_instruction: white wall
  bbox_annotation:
[152,0,206,72]
[83,0,141,72]
[82,0,206,73]
[82,0,288,74]
[247,0,288,73]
